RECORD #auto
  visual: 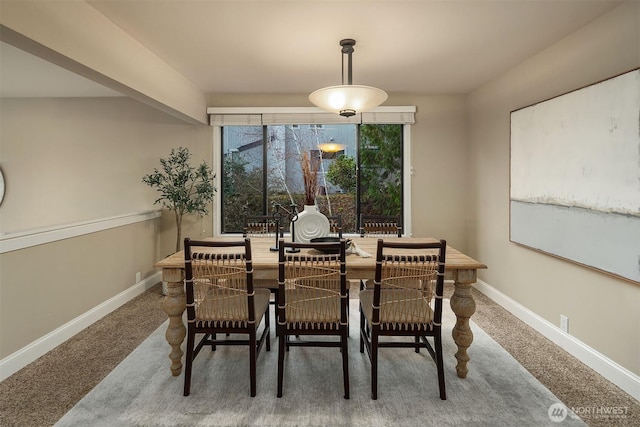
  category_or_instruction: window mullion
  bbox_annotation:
[356,125,362,232]
[262,126,268,215]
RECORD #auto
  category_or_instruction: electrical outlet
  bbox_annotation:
[560,315,569,333]
[136,272,141,283]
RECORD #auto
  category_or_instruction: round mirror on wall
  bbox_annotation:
[0,167,5,206]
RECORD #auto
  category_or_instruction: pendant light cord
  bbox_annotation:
[340,39,355,86]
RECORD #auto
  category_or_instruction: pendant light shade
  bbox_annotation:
[309,85,388,117]
[309,39,387,117]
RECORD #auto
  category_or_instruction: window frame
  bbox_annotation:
[209,106,415,237]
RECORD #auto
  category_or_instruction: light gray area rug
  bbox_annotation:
[55,300,585,426]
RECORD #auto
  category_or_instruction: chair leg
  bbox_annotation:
[435,333,447,400]
[265,308,271,352]
[249,330,257,397]
[371,333,379,400]
[415,335,420,353]
[342,331,350,399]
[277,329,285,397]
[272,289,279,337]
[346,289,350,337]
[359,305,365,353]
[183,331,195,396]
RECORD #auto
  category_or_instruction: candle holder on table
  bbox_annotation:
[270,204,283,251]
[269,202,300,253]
[287,204,300,253]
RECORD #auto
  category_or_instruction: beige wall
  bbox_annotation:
[0,97,212,233]
[468,2,640,375]
[401,95,468,250]
[0,96,213,358]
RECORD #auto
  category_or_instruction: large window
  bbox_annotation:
[221,123,403,234]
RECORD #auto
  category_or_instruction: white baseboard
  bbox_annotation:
[475,279,640,401]
[0,271,162,382]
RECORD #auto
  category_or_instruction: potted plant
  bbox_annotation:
[143,147,216,253]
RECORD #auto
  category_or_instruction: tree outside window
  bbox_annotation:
[221,123,402,234]
[359,124,403,217]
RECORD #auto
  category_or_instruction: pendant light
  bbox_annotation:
[309,39,387,117]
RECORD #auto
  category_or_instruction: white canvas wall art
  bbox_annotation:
[510,69,640,283]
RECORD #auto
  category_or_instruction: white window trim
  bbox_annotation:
[208,106,415,237]
[403,124,412,237]
[206,106,415,115]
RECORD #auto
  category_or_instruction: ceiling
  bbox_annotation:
[0,1,622,98]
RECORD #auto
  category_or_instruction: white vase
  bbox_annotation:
[293,205,330,243]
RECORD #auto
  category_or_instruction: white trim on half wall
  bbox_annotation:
[0,210,161,254]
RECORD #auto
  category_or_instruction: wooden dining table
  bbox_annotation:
[154,236,487,379]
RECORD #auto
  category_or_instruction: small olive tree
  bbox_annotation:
[142,147,216,252]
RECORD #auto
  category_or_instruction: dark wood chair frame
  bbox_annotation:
[358,213,402,309]
[359,214,402,292]
[183,238,271,397]
[243,215,283,321]
[359,239,447,400]
[276,239,350,399]
[326,214,354,333]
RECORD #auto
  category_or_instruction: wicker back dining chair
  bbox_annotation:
[243,215,282,238]
[277,239,350,399]
[359,214,402,238]
[183,238,271,397]
[359,214,402,290]
[359,239,447,400]
[326,215,343,239]
[243,215,283,310]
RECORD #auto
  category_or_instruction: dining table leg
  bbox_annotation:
[450,269,478,378]
[161,267,186,376]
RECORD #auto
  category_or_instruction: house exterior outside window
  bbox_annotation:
[207,106,416,235]
[221,123,402,234]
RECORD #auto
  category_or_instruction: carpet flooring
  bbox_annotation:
[1,283,638,426]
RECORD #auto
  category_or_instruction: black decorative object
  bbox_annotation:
[287,204,300,253]
[270,203,283,251]
[270,203,301,253]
